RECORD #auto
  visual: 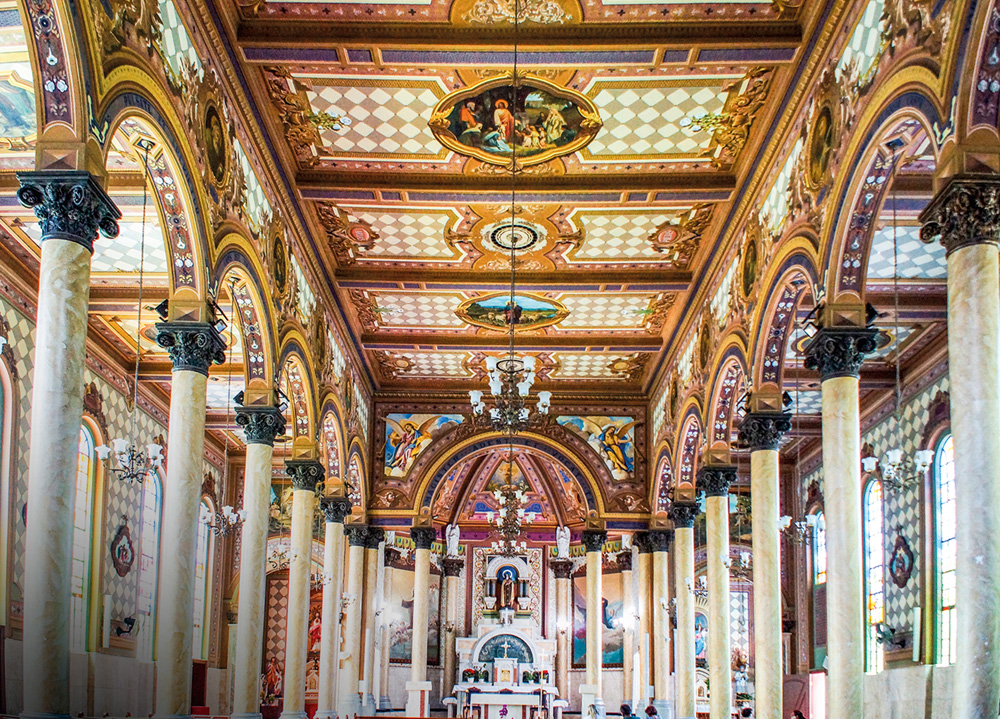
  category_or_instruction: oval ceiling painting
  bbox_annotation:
[429,72,602,168]
[457,292,569,333]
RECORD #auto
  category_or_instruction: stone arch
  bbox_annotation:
[823,93,941,304]
[277,339,316,441]
[318,395,347,486]
[651,446,674,514]
[96,93,214,300]
[345,440,366,511]
[673,404,704,490]
[706,347,748,455]
[955,1,1000,147]
[213,238,277,389]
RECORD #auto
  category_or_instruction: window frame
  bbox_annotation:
[192,497,214,661]
[863,477,886,673]
[932,432,957,665]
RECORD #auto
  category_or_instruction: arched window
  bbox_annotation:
[864,480,885,672]
[934,434,957,665]
[137,470,162,661]
[71,425,97,652]
[812,512,827,585]
[192,499,213,660]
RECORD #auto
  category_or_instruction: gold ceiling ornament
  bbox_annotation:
[647,204,713,269]
[99,0,164,59]
[607,353,649,382]
[262,67,350,168]
[454,0,578,25]
[315,202,380,266]
[881,0,950,58]
[770,0,804,13]
[428,71,602,170]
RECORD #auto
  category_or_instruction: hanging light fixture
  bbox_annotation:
[468,0,551,435]
[486,446,535,557]
[727,495,753,580]
[860,144,933,493]
[96,139,163,483]
[779,325,817,545]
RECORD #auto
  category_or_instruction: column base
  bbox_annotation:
[579,685,605,719]
[406,680,433,717]
[278,713,308,719]
[231,714,264,719]
[379,695,392,710]
[363,693,377,712]
[313,711,337,719]
[651,699,673,719]
[337,693,362,719]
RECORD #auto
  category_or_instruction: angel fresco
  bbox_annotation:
[557,416,637,481]
[384,413,463,478]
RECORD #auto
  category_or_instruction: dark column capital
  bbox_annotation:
[738,411,792,452]
[551,558,573,579]
[235,405,286,446]
[365,527,385,549]
[155,322,226,376]
[668,501,700,528]
[617,551,633,571]
[346,525,370,547]
[803,325,878,380]
[285,459,324,492]
[321,496,353,524]
[920,174,1000,256]
[647,529,674,553]
[411,526,437,550]
[442,556,465,577]
[16,170,121,252]
[633,531,652,554]
[698,465,737,497]
[581,529,607,553]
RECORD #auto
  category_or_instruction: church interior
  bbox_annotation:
[0,0,995,718]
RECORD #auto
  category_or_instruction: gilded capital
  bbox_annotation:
[803,326,878,380]
[321,496,352,523]
[155,322,227,376]
[16,170,121,253]
[669,501,700,528]
[581,529,607,553]
[411,526,437,550]
[698,465,737,497]
[285,459,324,492]
[920,175,1000,256]
[235,405,286,446]
[738,411,791,452]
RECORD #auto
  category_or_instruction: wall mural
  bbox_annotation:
[695,610,709,664]
[456,292,569,333]
[557,415,637,481]
[384,413,463,478]
[572,570,624,667]
[386,565,441,664]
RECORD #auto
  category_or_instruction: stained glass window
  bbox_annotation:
[864,480,885,672]
[192,500,212,660]
[813,512,827,585]
[71,425,96,652]
[137,471,162,661]
[935,434,957,665]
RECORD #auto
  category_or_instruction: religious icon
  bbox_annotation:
[384,413,463,478]
[497,566,518,610]
[889,533,915,588]
[109,516,134,577]
[203,103,228,186]
[740,236,758,299]
[272,232,287,295]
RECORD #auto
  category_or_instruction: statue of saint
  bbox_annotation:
[555,526,570,559]
[498,576,517,609]
[446,523,461,557]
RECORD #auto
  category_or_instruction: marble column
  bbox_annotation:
[920,176,1000,719]
[737,412,791,719]
[581,529,607,719]
[647,530,672,718]
[406,526,437,717]
[697,466,736,719]
[551,558,573,701]
[804,324,877,719]
[668,502,699,719]
[231,405,286,719]
[155,320,227,717]
[634,533,653,709]
[381,546,400,710]
[442,556,465,698]
[281,459,324,719]
[338,525,369,719]
[316,497,352,719]
[15,172,120,719]
[619,551,635,709]
[361,528,385,711]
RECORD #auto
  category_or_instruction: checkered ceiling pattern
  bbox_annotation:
[371,291,466,329]
[867,224,947,279]
[389,350,474,378]
[569,209,681,260]
[556,293,653,329]
[552,352,634,379]
[347,207,459,260]
[21,219,169,275]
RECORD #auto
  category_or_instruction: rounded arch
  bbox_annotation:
[345,441,366,512]
[651,446,674,514]
[706,342,748,454]
[318,395,348,486]
[96,91,213,300]
[822,92,942,304]
[673,405,703,490]
[417,432,606,517]
[214,237,278,388]
[277,335,317,440]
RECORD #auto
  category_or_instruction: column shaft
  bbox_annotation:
[338,534,367,718]
[443,570,461,697]
[651,550,669,703]
[705,495,732,719]
[317,497,350,719]
[280,488,316,718]
[552,560,572,701]
[750,449,782,719]
[673,527,695,719]
[361,534,383,709]
[636,548,652,708]
[232,442,276,718]
[410,546,432,681]
[586,548,603,692]
[621,563,634,708]
[380,557,395,710]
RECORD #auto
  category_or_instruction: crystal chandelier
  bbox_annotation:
[96,138,162,484]
[485,450,535,556]
[467,4,551,436]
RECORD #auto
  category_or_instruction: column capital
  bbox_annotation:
[919,174,1000,256]
[16,170,121,252]
[647,529,674,553]
[411,526,437,550]
[633,531,652,554]
[617,551,633,571]
[155,321,227,376]
[581,529,607,553]
[737,411,792,452]
[286,459,324,492]
[346,524,371,547]
[551,558,573,579]
[442,556,465,577]
[365,527,385,548]
[668,501,700,528]
[235,405,286,446]
[803,325,878,380]
[698,465,737,497]
[321,496,353,524]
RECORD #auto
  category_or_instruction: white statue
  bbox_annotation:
[555,525,570,559]
[446,523,461,557]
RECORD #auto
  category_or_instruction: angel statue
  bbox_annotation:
[446,523,461,557]
[555,526,570,559]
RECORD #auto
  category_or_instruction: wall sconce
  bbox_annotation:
[874,622,906,649]
[684,576,708,599]
[557,619,570,635]
[779,514,817,544]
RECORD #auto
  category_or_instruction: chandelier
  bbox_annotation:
[200,501,247,537]
[485,451,535,556]
[779,513,818,544]
[96,138,163,484]
[467,0,551,436]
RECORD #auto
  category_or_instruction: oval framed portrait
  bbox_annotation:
[202,101,229,188]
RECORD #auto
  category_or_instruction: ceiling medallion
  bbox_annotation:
[428,72,602,170]
[481,217,546,254]
[457,292,569,333]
